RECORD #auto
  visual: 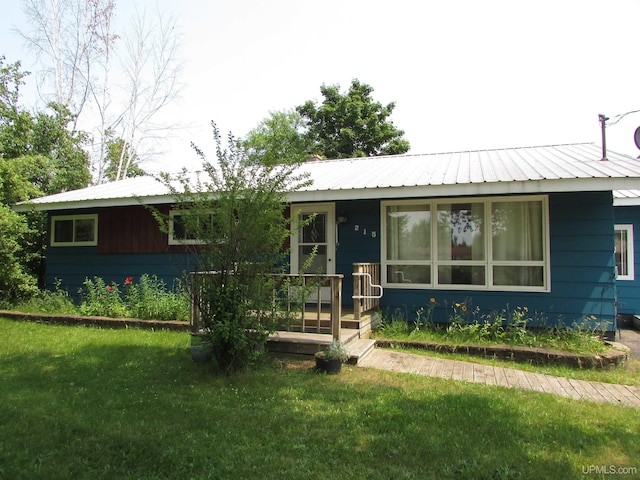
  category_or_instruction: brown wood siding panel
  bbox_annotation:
[98,205,172,254]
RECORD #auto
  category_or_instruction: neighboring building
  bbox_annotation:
[15,143,640,337]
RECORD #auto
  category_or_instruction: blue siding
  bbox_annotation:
[614,205,640,315]
[45,193,618,332]
[46,248,196,298]
[335,199,381,302]
[337,192,616,332]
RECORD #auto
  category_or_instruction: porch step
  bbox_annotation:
[266,312,380,359]
[267,329,359,356]
[289,311,380,338]
[347,338,376,365]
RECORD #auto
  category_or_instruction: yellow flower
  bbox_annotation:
[430,298,436,303]
[455,303,461,308]
[461,305,467,312]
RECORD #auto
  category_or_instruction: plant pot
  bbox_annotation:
[633,316,640,331]
[315,356,342,374]
[190,344,213,364]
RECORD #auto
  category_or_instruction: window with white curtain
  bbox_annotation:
[615,224,634,281]
[382,196,549,291]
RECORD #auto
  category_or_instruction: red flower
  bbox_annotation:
[124,277,133,285]
[107,285,114,291]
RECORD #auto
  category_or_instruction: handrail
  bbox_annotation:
[352,273,383,299]
[353,263,382,320]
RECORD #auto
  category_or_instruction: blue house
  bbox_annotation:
[15,143,640,338]
[613,190,640,325]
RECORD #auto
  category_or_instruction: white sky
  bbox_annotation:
[2,0,640,173]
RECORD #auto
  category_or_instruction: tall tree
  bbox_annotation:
[18,0,183,183]
[0,58,90,296]
[243,109,314,165]
[296,79,410,159]
[113,7,182,181]
[20,0,114,129]
[87,0,118,184]
[103,136,144,181]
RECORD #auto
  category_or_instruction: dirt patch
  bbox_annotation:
[375,339,628,369]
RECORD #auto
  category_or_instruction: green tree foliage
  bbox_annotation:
[103,137,145,181]
[0,204,38,301]
[243,110,314,165]
[0,58,91,195]
[0,56,91,299]
[296,79,410,159]
[159,122,311,372]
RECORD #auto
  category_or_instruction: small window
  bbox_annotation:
[51,215,98,246]
[615,224,634,281]
[169,210,214,245]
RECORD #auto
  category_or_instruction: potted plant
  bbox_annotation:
[315,339,349,373]
[189,333,213,364]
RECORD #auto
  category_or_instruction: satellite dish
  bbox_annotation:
[635,126,640,150]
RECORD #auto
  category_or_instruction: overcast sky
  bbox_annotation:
[2,0,640,173]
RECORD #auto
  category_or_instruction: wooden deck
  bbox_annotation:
[266,310,379,363]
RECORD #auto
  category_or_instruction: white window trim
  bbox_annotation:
[51,214,98,247]
[615,224,635,281]
[168,210,206,245]
[381,195,550,292]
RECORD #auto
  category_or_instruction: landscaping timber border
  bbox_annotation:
[375,339,628,369]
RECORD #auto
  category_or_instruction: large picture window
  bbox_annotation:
[382,196,549,291]
[51,214,98,246]
[615,224,634,281]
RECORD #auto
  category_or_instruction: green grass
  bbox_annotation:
[1,318,639,480]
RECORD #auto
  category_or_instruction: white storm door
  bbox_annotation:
[291,204,335,302]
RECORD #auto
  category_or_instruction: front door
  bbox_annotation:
[291,203,335,302]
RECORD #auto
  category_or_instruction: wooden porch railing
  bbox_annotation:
[352,263,383,320]
[189,272,343,341]
[274,273,343,341]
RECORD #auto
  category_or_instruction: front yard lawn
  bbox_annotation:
[0,318,638,479]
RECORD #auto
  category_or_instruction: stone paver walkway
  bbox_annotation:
[357,348,640,408]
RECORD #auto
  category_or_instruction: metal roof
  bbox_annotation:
[613,189,640,206]
[14,143,640,211]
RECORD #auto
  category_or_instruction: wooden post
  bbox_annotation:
[190,273,199,333]
[353,263,362,321]
[331,276,342,341]
[300,275,306,333]
[316,278,322,333]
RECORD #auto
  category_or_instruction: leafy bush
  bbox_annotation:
[160,123,311,373]
[78,275,189,320]
[79,277,128,318]
[124,274,189,321]
[10,280,77,314]
[0,205,38,302]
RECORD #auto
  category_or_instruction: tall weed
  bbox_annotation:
[377,299,610,354]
